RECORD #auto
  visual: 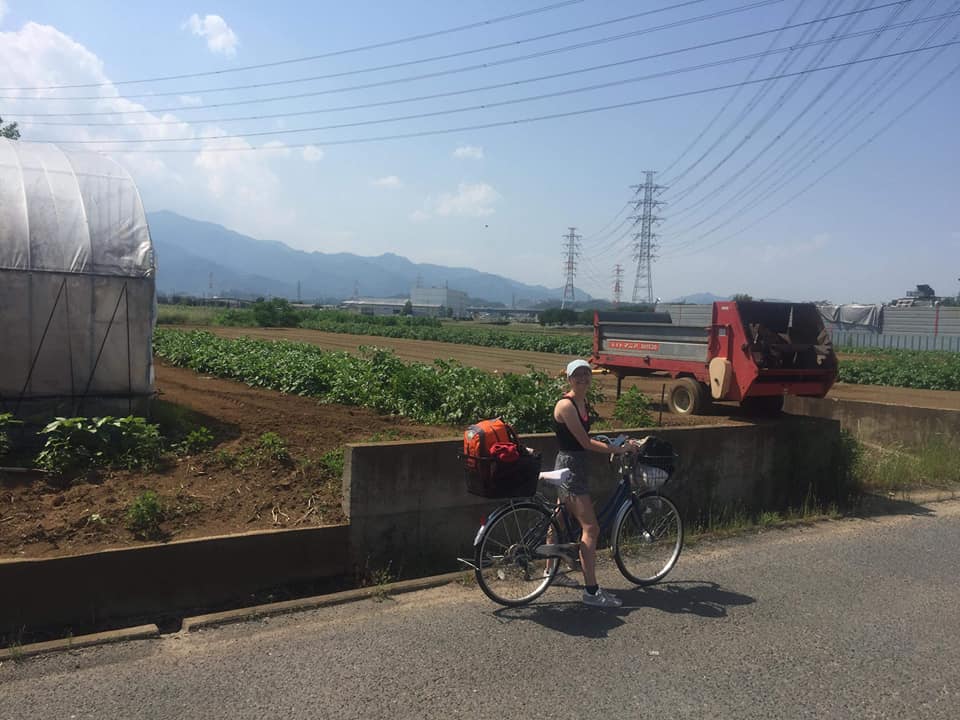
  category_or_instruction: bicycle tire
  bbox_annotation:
[612,492,683,586]
[474,501,561,607]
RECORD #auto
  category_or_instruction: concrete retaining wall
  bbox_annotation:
[343,416,846,576]
[0,525,349,631]
[785,396,960,450]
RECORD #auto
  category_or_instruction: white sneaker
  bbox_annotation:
[582,587,622,608]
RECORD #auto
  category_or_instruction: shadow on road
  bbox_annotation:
[852,493,944,519]
[491,580,754,638]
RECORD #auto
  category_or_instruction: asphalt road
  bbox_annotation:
[2,499,958,720]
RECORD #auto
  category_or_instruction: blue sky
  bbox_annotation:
[1,0,958,303]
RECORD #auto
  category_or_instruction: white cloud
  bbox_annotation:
[453,144,484,160]
[0,22,298,243]
[178,94,203,106]
[184,14,238,57]
[302,145,324,163]
[434,182,500,217]
[412,182,500,220]
[372,175,402,188]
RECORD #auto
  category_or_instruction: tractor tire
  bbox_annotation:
[667,378,707,416]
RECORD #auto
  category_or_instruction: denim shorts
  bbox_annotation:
[554,450,591,498]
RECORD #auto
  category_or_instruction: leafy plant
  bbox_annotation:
[36,416,164,475]
[318,448,344,479]
[0,413,21,456]
[257,432,290,463]
[126,491,165,540]
[611,386,653,428]
[174,426,215,455]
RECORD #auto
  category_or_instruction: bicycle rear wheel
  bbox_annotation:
[475,502,560,606]
[612,492,683,586]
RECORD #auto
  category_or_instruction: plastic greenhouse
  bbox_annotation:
[0,139,156,420]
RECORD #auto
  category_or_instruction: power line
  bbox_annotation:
[661,7,957,250]
[659,0,807,183]
[662,27,960,258]
[23,3,896,130]
[0,1,587,91]
[663,0,860,208]
[661,0,919,233]
[10,0,793,117]
[57,41,958,154]
[40,33,950,146]
[664,58,960,260]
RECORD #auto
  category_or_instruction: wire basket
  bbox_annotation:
[635,464,671,490]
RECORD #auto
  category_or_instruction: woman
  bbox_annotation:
[554,358,636,608]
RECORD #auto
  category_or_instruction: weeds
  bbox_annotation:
[126,491,165,540]
[173,427,215,456]
[611,386,654,428]
[257,432,291,464]
[36,416,164,475]
[853,438,960,493]
[318,448,344,479]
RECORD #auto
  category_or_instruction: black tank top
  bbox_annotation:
[555,396,591,452]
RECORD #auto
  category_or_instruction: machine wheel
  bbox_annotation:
[741,395,785,415]
[667,378,707,415]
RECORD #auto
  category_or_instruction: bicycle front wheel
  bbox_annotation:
[475,502,560,607]
[613,492,683,586]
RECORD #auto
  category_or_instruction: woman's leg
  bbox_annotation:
[563,494,600,587]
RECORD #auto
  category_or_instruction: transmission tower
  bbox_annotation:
[630,171,665,304]
[561,227,581,310]
[612,264,624,308]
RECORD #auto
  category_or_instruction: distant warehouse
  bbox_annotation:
[341,286,468,318]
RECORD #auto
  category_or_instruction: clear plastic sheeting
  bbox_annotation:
[0,140,153,276]
[0,140,156,419]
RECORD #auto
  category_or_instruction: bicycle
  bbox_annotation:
[464,435,684,607]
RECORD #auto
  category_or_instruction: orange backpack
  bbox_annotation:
[461,418,541,498]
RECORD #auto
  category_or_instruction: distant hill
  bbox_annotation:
[669,292,730,304]
[147,211,589,305]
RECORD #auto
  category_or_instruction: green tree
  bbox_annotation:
[731,293,754,302]
[0,115,20,140]
[402,300,413,316]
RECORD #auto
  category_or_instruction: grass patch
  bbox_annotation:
[853,438,960,493]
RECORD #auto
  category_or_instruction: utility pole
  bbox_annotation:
[561,227,581,310]
[297,280,302,303]
[630,170,664,304]
[612,264,624,308]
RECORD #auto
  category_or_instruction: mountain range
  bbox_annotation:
[147,211,591,306]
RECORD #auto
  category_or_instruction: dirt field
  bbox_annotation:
[4,325,956,561]
[0,363,459,560]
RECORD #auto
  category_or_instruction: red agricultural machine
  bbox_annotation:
[592,301,838,415]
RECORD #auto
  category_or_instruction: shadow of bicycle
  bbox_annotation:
[491,580,754,638]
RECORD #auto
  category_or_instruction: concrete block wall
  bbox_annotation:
[343,416,846,576]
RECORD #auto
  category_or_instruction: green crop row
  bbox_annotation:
[837,350,960,391]
[152,329,590,432]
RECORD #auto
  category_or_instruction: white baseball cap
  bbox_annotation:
[566,359,592,377]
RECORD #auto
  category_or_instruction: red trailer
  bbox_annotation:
[592,301,838,414]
